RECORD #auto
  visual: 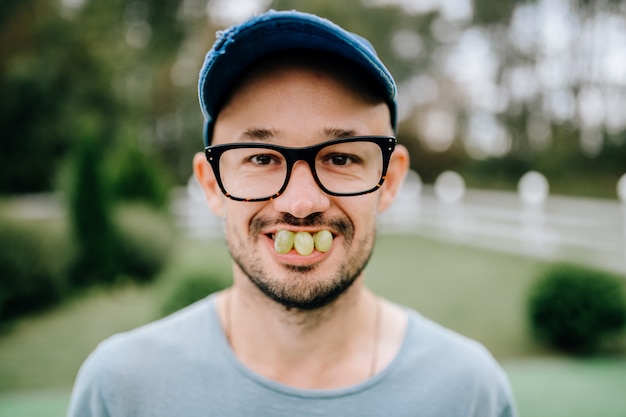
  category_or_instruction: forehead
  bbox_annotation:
[213,66,391,146]
[220,50,387,116]
[211,51,392,146]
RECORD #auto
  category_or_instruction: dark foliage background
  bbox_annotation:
[1,0,625,197]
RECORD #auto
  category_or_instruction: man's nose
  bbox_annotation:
[272,161,331,218]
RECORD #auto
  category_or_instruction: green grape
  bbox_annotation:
[314,230,333,252]
[294,231,314,256]
[274,229,295,254]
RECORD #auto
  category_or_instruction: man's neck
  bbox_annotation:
[218,282,385,389]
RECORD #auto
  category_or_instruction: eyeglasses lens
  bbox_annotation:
[218,140,384,200]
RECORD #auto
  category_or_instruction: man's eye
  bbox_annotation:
[327,154,355,166]
[250,154,276,165]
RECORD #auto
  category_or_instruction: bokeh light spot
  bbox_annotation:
[518,171,549,205]
[434,171,466,203]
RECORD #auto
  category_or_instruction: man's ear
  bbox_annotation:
[193,152,225,217]
[378,144,410,213]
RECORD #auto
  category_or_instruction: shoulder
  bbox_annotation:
[107,295,214,355]
[404,308,501,369]
[73,295,219,388]
[392,308,516,415]
[67,295,230,416]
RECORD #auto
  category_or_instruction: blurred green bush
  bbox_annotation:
[115,203,174,283]
[160,269,230,317]
[110,141,172,210]
[0,129,177,322]
[65,126,174,287]
[66,132,119,287]
[0,202,174,322]
[528,263,626,354]
[0,217,71,320]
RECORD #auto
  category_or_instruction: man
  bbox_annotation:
[67,10,517,417]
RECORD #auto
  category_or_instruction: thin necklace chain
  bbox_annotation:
[370,296,381,377]
[223,291,382,381]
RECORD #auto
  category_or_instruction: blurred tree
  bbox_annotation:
[473,0,518,24]
[1,0,625,198]
[0,0,184,194]
[0,0,119,193]
[109,137,172,209]
[67,122,119,286]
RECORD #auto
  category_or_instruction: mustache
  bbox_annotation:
[250,213,354,242]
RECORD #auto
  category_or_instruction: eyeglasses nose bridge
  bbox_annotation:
[281,147,322,190]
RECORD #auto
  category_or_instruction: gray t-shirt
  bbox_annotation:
[67,295,516,416]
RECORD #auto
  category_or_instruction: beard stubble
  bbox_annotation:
[226,212,374,310]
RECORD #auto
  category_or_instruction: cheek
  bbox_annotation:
[223,203,265,234]
[341,197,379,233]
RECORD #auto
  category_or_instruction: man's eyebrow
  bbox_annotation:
[239,127,357,142]
[240,128,278,141]
[323,128,357,139]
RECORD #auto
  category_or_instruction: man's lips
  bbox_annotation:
[270,229,334,256]
[250,213,352,258]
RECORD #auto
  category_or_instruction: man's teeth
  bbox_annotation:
[273,229,333,255]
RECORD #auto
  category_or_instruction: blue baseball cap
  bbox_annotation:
[198,10,397,145]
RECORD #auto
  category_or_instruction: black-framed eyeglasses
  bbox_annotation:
[204,136,396,202]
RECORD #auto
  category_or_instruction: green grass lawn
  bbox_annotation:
[367,234,546,358]
[0,390,69,417]
[0,233,624,417]
[503,357,626,417]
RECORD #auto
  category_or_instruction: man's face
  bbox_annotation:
[195,65,406,310]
